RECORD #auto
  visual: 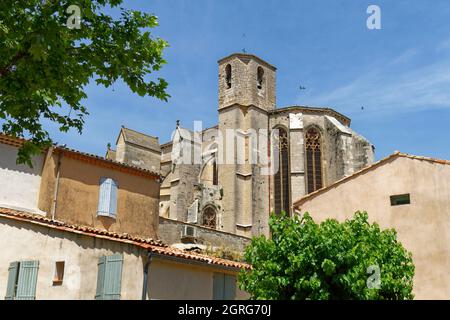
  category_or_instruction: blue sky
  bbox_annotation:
[46,0,450,160]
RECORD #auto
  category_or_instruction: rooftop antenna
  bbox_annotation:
[242,33,247,53]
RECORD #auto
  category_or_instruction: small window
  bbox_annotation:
[390,194,410,206]
[53,261,65,286]
[97,177,118,218]
[225,64,232,89]
[257,66,264,89]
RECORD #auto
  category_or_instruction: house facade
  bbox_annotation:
[293,152,450,299]
[0,135,45,215]
[0,208,248,300]
[38,145,160,238]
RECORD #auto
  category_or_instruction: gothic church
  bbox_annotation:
[106,53,374,240]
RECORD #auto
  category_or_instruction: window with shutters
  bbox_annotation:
[5,261,39,300]
[97,177,118,218]
[95,254,123,300]
[305,127,323,194]
[274,128,290,215]
[213,273,236,300]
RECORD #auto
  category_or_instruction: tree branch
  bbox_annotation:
[0,51,28,78]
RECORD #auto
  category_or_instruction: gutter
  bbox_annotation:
[51,150,62,221]
[141,251,153,300]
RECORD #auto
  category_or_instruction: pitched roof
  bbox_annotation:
[0,134,161,179]
[218,53,277,71]
[119,127,161,152]
[293,151,450,207]
[0,207,249,270]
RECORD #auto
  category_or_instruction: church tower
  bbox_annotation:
[217,53,276,237]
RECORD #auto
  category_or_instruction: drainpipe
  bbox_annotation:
[267,115,271,236]
[51,151,62,221]
[141,251,153,300]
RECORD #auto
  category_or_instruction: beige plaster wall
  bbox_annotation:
[38,151,160,238]
[0,217,247,300]
[295,156,450,299]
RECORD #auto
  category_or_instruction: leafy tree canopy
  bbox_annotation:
[0,0,169,165]
[239,211,415,300]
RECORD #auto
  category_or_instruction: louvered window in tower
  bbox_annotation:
[225,64,232,89]
[305,127,323,193]
[274,128,290,215]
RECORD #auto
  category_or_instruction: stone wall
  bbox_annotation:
[158,217,251,253]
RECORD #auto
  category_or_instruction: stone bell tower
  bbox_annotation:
[217,53,276,238]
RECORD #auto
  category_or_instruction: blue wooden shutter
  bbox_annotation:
[109,179,118,217]
[97,178,118,218]
[98,177,111,216]
[5,262,19,300]
[95,256,106,300]
[224,275,236,300]
[95,254,123,300]
[213,273,225,300]
[103,254,123,300]
[16,261,39,300]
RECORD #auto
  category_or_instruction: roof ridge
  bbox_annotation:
[0,134,161,178]
[121,126,159,140]
[396,152,450,165]
[293,151,450,207]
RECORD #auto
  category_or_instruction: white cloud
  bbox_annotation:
[300,48,450,116]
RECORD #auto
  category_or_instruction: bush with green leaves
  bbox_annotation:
[239,211,415,300]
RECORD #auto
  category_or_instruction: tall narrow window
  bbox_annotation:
[257,66,264,89]
[274,128,290,215]
[305,127,323,193]
[212,158,218,186]
[225,64,232,89]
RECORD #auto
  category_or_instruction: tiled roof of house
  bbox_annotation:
[56,146,161,179]
[119,127,161,152]
[0,134,161,179]
[293,151,450,207]
[0,207,250,270]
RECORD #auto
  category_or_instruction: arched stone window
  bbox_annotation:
[305,127,323,193]
[225,64,232,89]
[202,206,217,229]
[257,66,264,90]
[274,128,290,215]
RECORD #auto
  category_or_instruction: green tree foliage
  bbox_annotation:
[0,1,169,165]
[239,211,415,300]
